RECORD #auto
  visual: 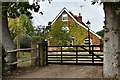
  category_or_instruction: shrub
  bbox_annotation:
[20,34,31,48]
[14,34,32,48]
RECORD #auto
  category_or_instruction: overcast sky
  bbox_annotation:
[29,0,105,32]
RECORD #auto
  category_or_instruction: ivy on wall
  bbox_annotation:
[49,13,100,46]
[49,17,70,46]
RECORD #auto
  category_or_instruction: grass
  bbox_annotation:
[17,52,31,59]
[17,52,32,67]
[17,61,31,67]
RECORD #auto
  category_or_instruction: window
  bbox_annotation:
[62,26,69,30]
[62,14,68,21]
[84,38,92,45]
[62,26,69,33]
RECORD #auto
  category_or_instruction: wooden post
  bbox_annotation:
[61,46,62,64]
[76,46,78,63]
[92,46,94,64]
[46,42,48,65]
[31,41,38,66]
[100,40,103,52]
[38,43,40,67]
[39,42,43,66]
[44,41,48,65]
[39,41,48,66]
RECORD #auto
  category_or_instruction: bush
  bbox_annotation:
[14,34,32,48]
[20,34,31,48]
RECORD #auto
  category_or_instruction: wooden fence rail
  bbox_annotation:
[6,48,37,53]
[46,45,103,65]
[7,57,37,66]
[5,48,39,66]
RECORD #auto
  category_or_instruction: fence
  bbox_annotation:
[47,45,103,65]
[4,41,48,70]
[3,42,103,71]
[5,48,39,66]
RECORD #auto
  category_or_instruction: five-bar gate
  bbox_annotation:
[46,45,103,65]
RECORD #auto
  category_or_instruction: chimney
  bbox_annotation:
[76,13,82,23]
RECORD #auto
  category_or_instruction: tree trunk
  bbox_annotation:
[0,2,2,78]
[103,2,120,78]
[0,43,2,79]
[1,8,17,69]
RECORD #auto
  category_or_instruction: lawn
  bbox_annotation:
[17,52,32,67]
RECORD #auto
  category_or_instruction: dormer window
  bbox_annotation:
[62,14,68,21]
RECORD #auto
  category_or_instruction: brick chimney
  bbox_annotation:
[76,13,82,23]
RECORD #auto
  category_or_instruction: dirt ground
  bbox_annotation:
[4,64,103,78]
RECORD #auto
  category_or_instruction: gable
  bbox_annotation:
[50,7,101,39]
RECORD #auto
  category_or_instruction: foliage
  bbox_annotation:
[20,14,34,36]
[69,24,88,45]
[116,8,120,14]
[8,14,34,38]
[49,18,70,46]
[31,25,49,42]
[20,34,32,48]
[49,16,89,46]
[96,29,104,38]
[49,13,101,45]
[14,34,32,48]
[8,17,26,39]
[2,2,41,19]
[31,35,45,42]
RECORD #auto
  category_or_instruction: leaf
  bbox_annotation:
[39,12,43,15]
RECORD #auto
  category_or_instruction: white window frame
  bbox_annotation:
[84,38,92,45]
[62,26,69,33]
[62,14,68,21]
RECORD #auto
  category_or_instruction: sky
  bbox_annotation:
[29,0,105,32]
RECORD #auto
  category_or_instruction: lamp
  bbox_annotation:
[86,20,91,28]
[86,20,91,54]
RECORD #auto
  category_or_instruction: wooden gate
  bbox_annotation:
[46,45,103,65]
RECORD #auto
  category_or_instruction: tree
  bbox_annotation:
[49,25,70,46]
[91,0,120,78]
[1,2,41,69]
[8,17,26,39]
[8,17,27,58]
[8,14,34,39]
[20,14,34,36]
[96,29,104,39]
[103,2,120,78]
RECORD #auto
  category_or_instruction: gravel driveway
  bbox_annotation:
[6,64,103,78]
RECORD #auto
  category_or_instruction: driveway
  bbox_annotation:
[6,64,103,78]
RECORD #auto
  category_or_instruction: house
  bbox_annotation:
[48,7,101,46]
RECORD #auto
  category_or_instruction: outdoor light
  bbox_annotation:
[86,20,91,54]
[86,20,91,28]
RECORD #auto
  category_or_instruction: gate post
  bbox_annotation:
[92,45,94,64]
[42,41,48,66]
[39,41,48,66]
[31,41,38,67]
